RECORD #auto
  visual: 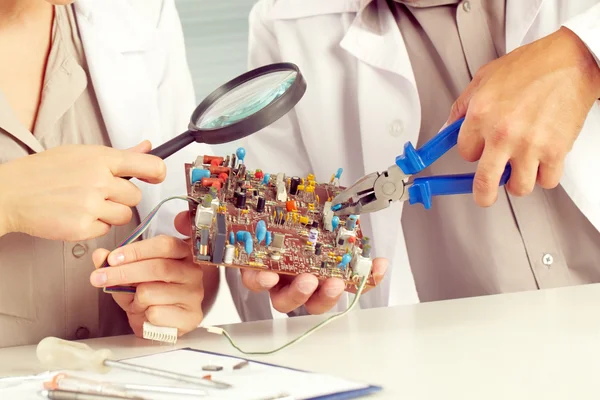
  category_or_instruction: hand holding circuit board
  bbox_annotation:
[187,148,388,315]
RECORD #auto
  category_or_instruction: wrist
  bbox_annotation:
[558,26,600,98]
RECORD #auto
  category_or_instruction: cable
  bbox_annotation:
[102,195,199,294]
[103,194,371,354]
[204,272,370,355]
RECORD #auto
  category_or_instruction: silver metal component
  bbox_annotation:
[331,164,408,215]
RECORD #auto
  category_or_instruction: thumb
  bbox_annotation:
[126,140,152,154]
[174,211,192,237]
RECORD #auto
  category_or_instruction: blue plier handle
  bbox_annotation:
[331,117,512,215]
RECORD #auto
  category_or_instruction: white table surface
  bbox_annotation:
[2,283,600,399]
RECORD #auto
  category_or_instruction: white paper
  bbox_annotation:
[0,348,378,400]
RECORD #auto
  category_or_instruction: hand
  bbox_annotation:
[446,27,600,207]
[240,258,388,315]
[89,212,212,338]
[0,141,166,241]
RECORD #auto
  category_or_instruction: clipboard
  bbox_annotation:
[119,347,383,400]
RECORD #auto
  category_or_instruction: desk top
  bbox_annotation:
[2,284,600,399]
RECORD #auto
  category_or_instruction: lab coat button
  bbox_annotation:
[389,120,404,137]
[75,326,90,340]
[72,244,87,258]
[462,1,471,12]
[542,253,554,266]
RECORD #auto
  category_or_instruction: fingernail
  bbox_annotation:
[258,273,278,288]
[297,279,318,295]
[109,252,125,265]
[91,271,107,286]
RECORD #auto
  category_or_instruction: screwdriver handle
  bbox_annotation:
[37,337,113,373]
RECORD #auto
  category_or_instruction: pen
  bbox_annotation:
[39,389,143,400]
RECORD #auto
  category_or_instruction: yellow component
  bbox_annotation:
[299,215,309,225]
[248,261,265,267]
[330,174,335,183]
[293,213,299,222]
[336,256,342,262]
[307,203,315,211]
[297,184,305,192]
[235,248,239,258]
[300,178,305,185]
[307,173,315,181]
[315,195,320,204]
[306,241,312,246]
[241,209,249,215]
[327,196,332,202]
[306,186,315,193]
[328,252,335,257]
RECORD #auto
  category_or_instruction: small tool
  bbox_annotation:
[45,373,207,398]
[39,389,135,400]
[36,337,231,390]
[331,117,512,214]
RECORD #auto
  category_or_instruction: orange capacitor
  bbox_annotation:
[209,166,231,175]
[210,159,220,167]
[286,200,297,212]
[201,177,223,188]
[218,172,229,182]
[203,155,224,165]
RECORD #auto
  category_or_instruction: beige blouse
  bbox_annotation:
[0,5,138,348]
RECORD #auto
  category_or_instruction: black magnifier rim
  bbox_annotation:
[189,62,306,144]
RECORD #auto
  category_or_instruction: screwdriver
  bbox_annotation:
[36,337,231,390]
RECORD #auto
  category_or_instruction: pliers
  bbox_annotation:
[331,117,512,215]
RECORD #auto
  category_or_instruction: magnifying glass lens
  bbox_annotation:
[196,70,297,129]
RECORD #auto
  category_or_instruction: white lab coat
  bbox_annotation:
[73,0,206,239]
[227,0,600,321]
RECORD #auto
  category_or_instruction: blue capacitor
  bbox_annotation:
[256,220,267,244]
[244,234,253,255]
[331,216,340,230]
[236,147,246,162]
[191,168,210,184]
[265,231,272,246]
[331,204,342,211]
[338,253,352,269]
[236,230,249,242]
[335,168,343,179]
[229,231,235,245]
[346,215,358,230]
[262,173,270,185]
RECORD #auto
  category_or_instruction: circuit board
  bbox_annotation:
[185,149,376,291]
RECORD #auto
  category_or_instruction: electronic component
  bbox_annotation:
[211,213,227,263]
[142,322,178,344]
[232,360,249,370]
[202,365,223,372]
[256,196,266,213]
[185,150,376,290]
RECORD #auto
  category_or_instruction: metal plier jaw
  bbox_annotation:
[331,164,408,216]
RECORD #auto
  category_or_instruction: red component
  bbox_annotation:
[218,172,229,182]
[209,166,230,175]
[210,159,220,167]
[348,237,356,244]
[211,181,222,190]
[201,177,223,187]
[203,155,224,165]
[255,169,264,180]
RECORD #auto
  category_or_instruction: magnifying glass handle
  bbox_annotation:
[121,131,195,180]
[149,131,195,160]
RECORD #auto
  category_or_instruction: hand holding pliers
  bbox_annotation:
[331,117,512,215]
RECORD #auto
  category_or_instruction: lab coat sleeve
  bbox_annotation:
[149,0,212,239]
[243,0,312,177]
[562,3,600,68]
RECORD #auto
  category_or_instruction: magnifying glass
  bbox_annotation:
[148,62,306,160]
